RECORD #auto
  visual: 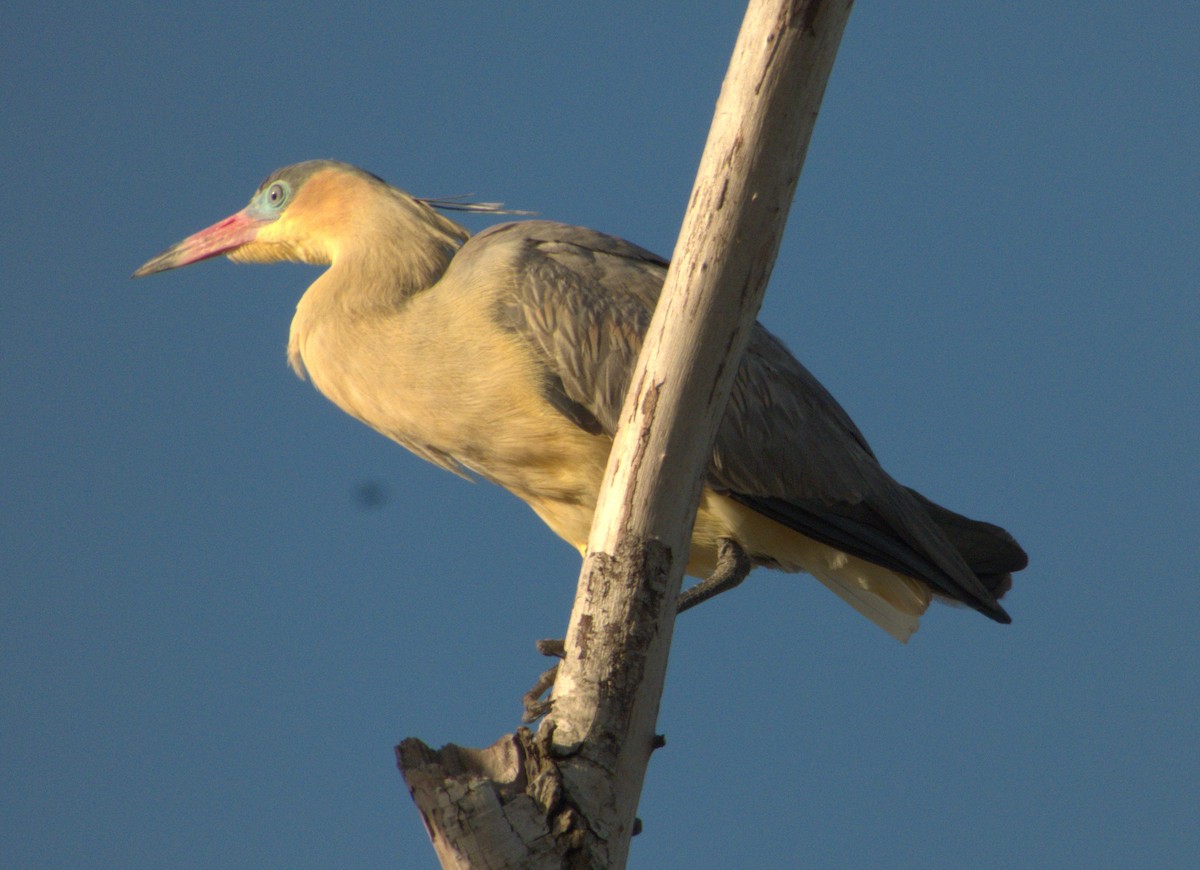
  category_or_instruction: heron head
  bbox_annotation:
[132,160,368,277]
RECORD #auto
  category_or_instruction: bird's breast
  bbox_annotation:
[292,288,612,508]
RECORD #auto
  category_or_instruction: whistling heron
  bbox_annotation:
[134,160,1026,641]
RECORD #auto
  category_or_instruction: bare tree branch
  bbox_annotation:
[399,1,853,866]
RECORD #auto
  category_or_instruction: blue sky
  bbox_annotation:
[3,3,1197,867]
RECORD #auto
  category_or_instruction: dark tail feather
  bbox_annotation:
[728,489,1012,622]
[905,488,1028,599]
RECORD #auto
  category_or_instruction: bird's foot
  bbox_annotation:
[521,638,566,723]
[676,537,752,613]
[523,540,748,715]
[522,540,750,721]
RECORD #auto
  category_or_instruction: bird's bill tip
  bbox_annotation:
[132,209,267,278]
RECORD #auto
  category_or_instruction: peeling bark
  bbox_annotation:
[398,730,588,870]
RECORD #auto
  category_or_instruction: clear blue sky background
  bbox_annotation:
[3,4,1197,868]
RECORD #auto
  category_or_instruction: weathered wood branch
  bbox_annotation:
[398,1,853,866]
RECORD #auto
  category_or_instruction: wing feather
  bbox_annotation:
[477,221,1016,619]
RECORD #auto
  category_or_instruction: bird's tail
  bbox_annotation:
[714,485,1025,642]
[905,488,1028,601]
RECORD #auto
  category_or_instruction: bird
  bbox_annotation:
[134,159,1026,643]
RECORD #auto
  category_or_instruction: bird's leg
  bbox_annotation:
[522,639,565,723]
[521,539,751,722]
[676,537,752,613]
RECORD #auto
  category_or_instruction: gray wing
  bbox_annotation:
[481,221,664,436]
[479,220,1019,618]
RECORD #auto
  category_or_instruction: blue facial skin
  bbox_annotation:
[246,179,292,221]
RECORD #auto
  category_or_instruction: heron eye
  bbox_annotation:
[265,181,289,208]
